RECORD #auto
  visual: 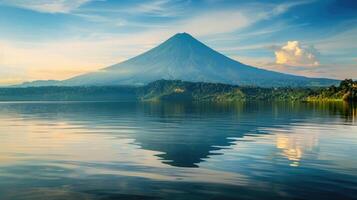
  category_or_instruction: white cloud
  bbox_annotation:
[0,0,322,85]
[179,11,251,36]
[269,0,314,16]
[173,1,312,36]
[77,1,309,36]
[0,0,94,13]
[87,0,189,17]
[313,27,357,53]
[274,41,320,67]
[134,0,183,17]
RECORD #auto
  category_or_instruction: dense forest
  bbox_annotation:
[0,79,355,102]
[307,79,357,102]
[138,80,317,101]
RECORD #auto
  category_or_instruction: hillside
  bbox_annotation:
[18,33,338,87]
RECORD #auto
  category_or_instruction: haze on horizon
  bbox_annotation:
[0,0,356,86]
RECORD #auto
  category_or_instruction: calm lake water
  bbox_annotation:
[0,101,356,200]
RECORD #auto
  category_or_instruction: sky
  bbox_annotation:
[0,0,356,85]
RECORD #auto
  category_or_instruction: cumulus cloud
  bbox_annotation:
[274,41,319,67]
[0,0,93,13]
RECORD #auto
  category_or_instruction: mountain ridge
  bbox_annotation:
[17,33,339,87]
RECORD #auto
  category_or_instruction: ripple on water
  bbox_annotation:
[0,101,356,200]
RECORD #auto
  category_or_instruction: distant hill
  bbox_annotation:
[2,80,321,102]
[18,33,339,87]
[15,80,62,87]
[0,86,137,101]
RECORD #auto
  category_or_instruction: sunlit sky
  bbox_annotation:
[0,0,356,85]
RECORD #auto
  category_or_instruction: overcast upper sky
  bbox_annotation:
[0,0,356,85]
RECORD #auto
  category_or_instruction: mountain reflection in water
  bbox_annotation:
[0,101,356,200]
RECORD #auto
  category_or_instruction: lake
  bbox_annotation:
[0,101,356,200]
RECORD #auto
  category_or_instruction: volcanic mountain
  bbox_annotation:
[23,33,338,87]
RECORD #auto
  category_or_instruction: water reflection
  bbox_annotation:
[275,131,319,167]
[308,101,357,123]
[276,136,303,167]
[0,101,356,200]
[0,101,356,168]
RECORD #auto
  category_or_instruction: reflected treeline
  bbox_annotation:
[305,101,357,123]
[0,101,355,168]
[138,101,357,123]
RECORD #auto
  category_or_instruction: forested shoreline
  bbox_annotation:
[0,79,355,102]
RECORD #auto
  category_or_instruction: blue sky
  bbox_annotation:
[0,0,356,85]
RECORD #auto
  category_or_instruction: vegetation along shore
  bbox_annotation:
[0,79,355,102]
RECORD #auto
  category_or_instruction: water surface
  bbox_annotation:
[0,101,356,200]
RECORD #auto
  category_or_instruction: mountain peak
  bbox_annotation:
[156,32,210,54]
[62,33,338,87]
[172,32,194,38]
[167,32,198,43]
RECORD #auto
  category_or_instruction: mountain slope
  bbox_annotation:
[14,80,62,87]
[25,33,339,87]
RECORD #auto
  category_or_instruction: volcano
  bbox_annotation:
[25,33,338,87]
